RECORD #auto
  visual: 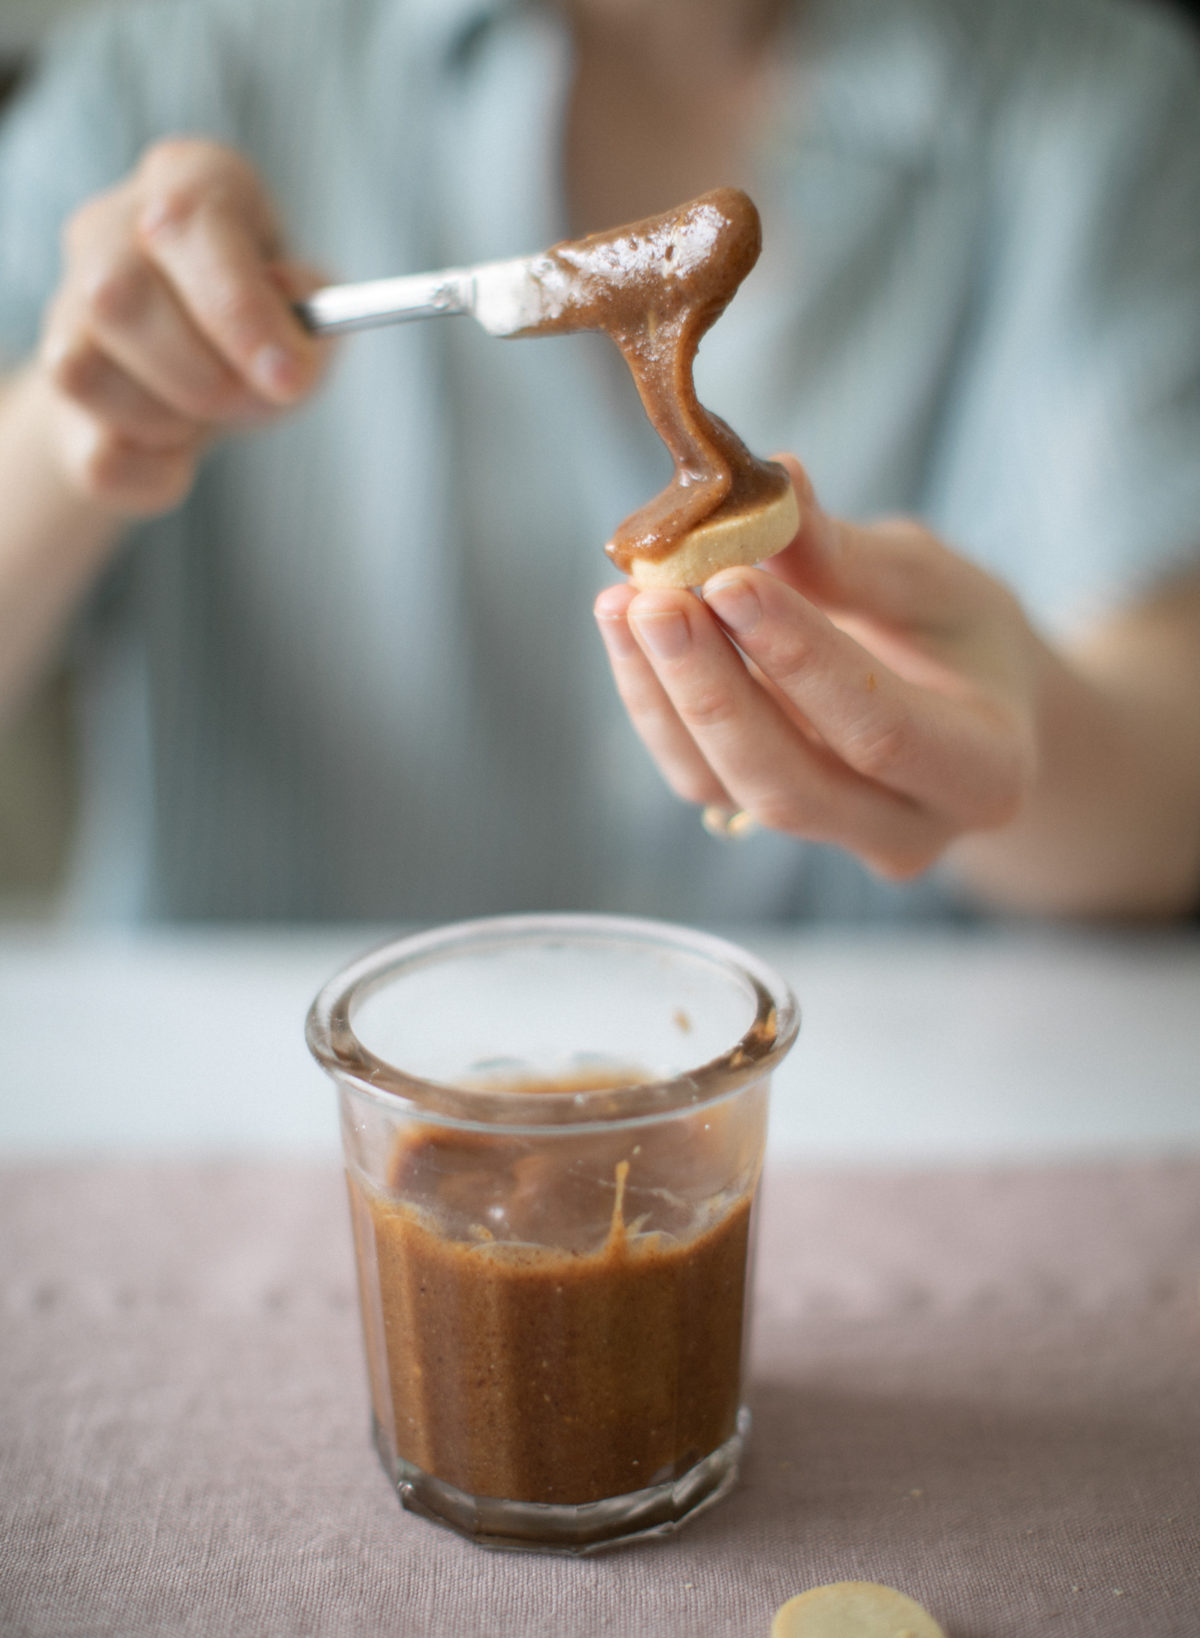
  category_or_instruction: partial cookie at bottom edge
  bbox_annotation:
[770,1580,947,1638]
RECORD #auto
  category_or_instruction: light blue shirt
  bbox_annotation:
[1,0,1198,923]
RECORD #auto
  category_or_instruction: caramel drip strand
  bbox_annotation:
[518,187,788,568]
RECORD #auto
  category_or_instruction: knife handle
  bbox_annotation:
[295,271,472,336]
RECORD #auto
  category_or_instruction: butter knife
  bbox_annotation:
[295,257,564,340]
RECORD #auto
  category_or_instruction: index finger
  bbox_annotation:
[135,140,320,404]
[701,568,1030,828]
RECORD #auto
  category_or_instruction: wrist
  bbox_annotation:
[949,630,1200,919]
[0,367,130,719]
[26,366,196,527]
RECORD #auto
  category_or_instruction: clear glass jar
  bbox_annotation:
[306,913,798,1554]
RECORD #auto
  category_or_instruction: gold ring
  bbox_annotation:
[701,805,759,840]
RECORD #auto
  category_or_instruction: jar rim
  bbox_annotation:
[305,912,799,1130]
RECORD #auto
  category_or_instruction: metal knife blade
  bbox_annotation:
[295,255,563,339]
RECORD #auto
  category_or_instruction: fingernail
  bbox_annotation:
[594,610,638,660]
[252,344,302,399]
[631,607,690,659]
[704,574,761,635]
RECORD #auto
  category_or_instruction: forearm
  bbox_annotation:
[949,587,1200,919]
[0,367,126,726]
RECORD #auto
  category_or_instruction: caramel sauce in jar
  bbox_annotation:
[348,1075,762,1506]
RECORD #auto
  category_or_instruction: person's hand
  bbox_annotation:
[36,137,327,517]
[593,457,1043,881]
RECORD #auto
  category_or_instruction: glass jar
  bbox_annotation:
[306,913,798,1554]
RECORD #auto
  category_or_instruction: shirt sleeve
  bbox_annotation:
[923,0,1200,634]
[0,0,241,371]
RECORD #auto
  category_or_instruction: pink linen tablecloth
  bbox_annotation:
[2,1157,1197,1637]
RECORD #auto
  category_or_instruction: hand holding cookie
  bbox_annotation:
[594,454,1041,884]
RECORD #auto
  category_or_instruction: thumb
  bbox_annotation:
[766,453,983,631]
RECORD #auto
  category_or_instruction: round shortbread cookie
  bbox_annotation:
[770,1581,947,1638]
[627,480,800,589]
